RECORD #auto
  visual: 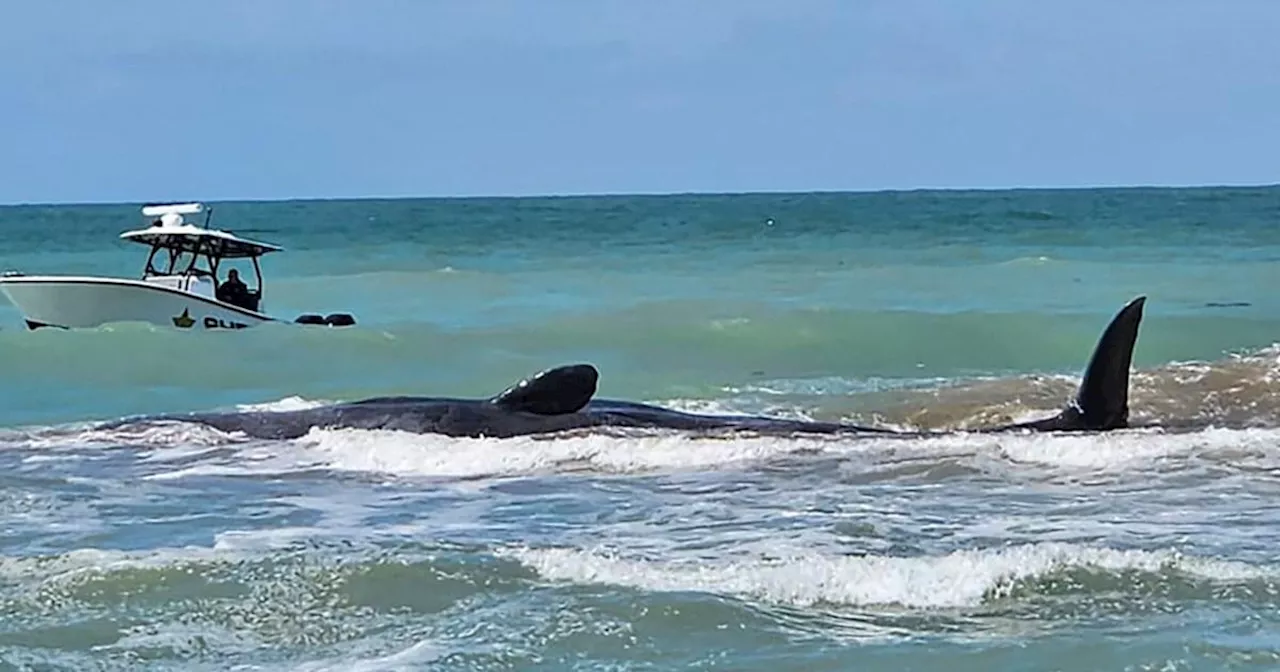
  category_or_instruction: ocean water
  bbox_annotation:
[1,187,1280,670]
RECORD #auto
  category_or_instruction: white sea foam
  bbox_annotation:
[234,396,334,412]
[0,545,235,585]
[653,398,766,417]
[129,423,1280,483]
[502,541,1274,610]
[258,427,837,479]
[11,420,248,451]
[91,623,263,660]
[291,639,451,672]
[722,375,963,396]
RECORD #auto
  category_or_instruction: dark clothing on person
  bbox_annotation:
[217,272,252,309]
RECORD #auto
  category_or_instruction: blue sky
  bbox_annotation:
[3,0,1278,204]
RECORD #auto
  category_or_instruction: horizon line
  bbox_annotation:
[3,179,1278,208]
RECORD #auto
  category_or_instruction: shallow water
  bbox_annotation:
[2,187,1280,670]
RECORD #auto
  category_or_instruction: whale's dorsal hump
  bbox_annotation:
[489,364,599,415]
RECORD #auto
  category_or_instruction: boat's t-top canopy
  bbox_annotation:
[142,202,205,218]
[123,202,282,316]
[120,202,283,259]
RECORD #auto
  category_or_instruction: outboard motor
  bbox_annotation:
[294,312,357,327]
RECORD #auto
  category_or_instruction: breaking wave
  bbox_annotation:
[501,541,1277,610]
[2,538,1275,640]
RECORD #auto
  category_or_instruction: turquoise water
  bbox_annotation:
[2,187,1280,669]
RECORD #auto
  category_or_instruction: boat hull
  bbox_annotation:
[0,276,275,330]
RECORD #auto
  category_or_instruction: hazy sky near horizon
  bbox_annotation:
[2,0,1278,204]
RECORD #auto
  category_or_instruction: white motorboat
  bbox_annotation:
[0,202,356,331]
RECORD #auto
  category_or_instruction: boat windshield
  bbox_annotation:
[144,246,216,279]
